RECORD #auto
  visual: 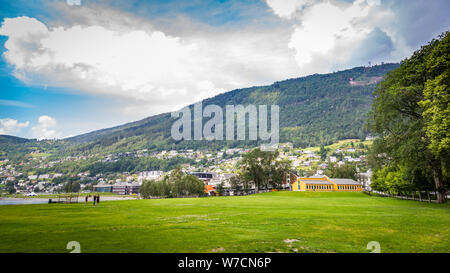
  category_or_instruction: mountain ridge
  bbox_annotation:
[68,63,398,143]
[1,63,399,158]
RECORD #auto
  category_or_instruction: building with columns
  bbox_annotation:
[291,176,362,192]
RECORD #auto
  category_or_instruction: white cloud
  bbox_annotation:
[284,0,401,74]
[0,99,34,108]
[67,0,81,6]
[0,118,29,135]
[0,10,301,117]
[0,17,48,70]
[265,0,312,19]
[30,115,62,140]
[0,0,444,126]
[195,80,226,102]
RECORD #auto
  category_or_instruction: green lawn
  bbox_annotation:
[0,192,448,253]
[301,139,372,152]
[30,152,51,158]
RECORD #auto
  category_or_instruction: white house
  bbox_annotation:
[38,174,50,179]
[138,171,164,182]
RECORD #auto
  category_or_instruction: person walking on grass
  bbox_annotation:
[85,195,88,205]
[97,194,100,204]
[93,194,96,206]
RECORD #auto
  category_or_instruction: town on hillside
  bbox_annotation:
[0,138,373,198]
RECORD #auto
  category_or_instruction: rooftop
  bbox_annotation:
[329,178,360,185]
[299,178,333,185]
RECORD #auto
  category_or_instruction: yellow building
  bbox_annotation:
[291,176,363,192]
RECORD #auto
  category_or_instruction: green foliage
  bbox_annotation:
[85,156,193,175]
[215,181,225,196]
[367,32,449,202]
[240,148,292,192]
[270,158,292,190]
[319,145,329,161]
[5,181,16,194]
[418,32,450,160]
[23,156,194,179]
[140,167,205,198]
[0,136,67,162]
[1,63,398,161]
[228,174,252,193]
[63,180,81,193]
[371,166,410,194]
[324,163,357,180]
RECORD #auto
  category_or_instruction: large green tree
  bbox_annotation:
[419,32,450,166]
[324,163,357,180]
[368,32,449,203]
[139,167,204,198]
[240,148,292,193]
[228,174,253,194]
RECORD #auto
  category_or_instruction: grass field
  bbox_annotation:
[0,192,448,253]
[301,139,373,153]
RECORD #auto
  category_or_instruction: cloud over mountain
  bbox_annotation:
[0,0,448,136]
[0,6,300,117]
[0,118,29,135]
[30,115,61,140]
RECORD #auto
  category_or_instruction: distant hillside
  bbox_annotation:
[0,63,398,159]
[62,63,398,155]
[0,135,31,160]
[0,135,68,161]
[0,135,30,144]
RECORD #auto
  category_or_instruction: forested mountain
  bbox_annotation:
[1,63,398,158]
[0,135,30,160]
[0,135,30,144]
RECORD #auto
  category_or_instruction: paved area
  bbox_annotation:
[0,196,138,205]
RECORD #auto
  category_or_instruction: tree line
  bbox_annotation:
[139,167,205,198]
[217,148,292,194]
[140,148,294,198]
[367,32,449,203]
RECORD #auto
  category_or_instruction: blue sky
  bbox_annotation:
[0,0,449,139]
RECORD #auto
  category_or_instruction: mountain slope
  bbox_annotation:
[0,135,69,161]
[0,135,31,159]
[62,63,398,155]
[0,135,30,144]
